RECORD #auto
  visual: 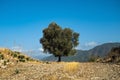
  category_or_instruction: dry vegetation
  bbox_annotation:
[0,62,120,80]
[63,62,79,73]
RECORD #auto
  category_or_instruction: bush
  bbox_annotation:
[14,51,20,54]
[89,54,99,62]
[13,53,18,58]
[3,60,7,65]
[15,69,19,74]
[45,61,50,64]
[26,57,30,61]
[105,46,120,63]
[19,59,25,62]
[10,52,14,56]
[18,55,25,59]
[0,53,4,60]
[7,59,9,62]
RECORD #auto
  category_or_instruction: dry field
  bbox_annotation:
[0,62,120,80]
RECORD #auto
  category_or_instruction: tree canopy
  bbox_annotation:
[40,22,79,62]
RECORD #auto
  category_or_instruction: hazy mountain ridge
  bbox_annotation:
[42,42,120,62]
[88,42,120,57]
[22,50,50,60]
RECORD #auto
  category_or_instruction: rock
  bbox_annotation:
[1,65,7,69]
[91,77,100,80]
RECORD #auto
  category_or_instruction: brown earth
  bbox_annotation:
[0,62,120,80]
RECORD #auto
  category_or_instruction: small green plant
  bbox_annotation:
[0,53,4,60]
[15,69,19,74]
[45,61,50,64]
[14,51,20,54]
[26,57,30,61]
[89,57,96,62]
[3,60,7,65]
[18,55,25,59]
[7,59,9,62]
[19,59,25,62]
[13,53,18,58]
[89,54,99,62]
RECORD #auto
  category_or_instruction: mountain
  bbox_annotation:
[88,42,120,57]
[42,50,89,62]
[22,50,51,60]
[42,42,120,62]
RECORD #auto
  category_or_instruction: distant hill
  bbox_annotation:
[88,42,120,57]
[23,50,51,60]
[42,42,120,62]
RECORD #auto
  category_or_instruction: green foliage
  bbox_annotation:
[13,53,18,58]
[89,54,99,62]
[0,53,4,60]
[3,60,7,65]
[14,51,20,54]
[26,57,30,61]
[15,69,19,74]
[106,46,120,63]
[89,57,96,62]
[18,55,25,59]
[40,22,79,62]
[45,61,50,64]
[18,55,26,62]
[19,59,25,62]
[7,59,9,62]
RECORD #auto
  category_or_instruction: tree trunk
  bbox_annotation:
[58,56,61,62]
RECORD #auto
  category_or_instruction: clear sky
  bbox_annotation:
[0,0,120,50]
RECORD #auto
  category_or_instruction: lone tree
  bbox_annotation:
[40,22,79,62]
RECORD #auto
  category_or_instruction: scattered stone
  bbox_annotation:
[0,65,7,69]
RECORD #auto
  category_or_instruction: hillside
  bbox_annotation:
[88,42,120,57]
[0,48,35,68]
[42,42,120,62]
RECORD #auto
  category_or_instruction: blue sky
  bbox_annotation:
[0,0,120,50]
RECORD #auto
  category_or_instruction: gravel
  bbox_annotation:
[0,62,120,80]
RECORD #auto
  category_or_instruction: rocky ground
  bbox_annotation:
[0,62,120,80]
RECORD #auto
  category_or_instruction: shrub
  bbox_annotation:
[14,51,20,54]
[19,59,25,62]
[15,69,19,74]
[89,57,96,62]
[10,52,14,56]
[13,53,18,58]
[45,61,50,64]
[89,54,99,62]
[26,57,30,61]
[105,46,120,63]
[18,55,25,59]
[0,53,4,60]
[3,60,7,65]
[7,59,9,62]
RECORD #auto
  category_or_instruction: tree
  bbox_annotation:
[40,22,79,62]
[107,46,120,63]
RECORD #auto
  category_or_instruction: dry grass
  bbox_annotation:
[0,62,120,80]
[63,62,79,73]
[48,75,58,80]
